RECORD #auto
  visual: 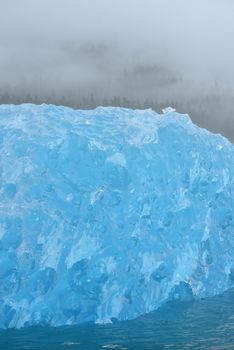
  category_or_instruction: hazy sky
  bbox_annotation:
[0,0,234,95]
[0,0,234,141]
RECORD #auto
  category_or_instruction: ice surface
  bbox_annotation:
[0,104,233,328]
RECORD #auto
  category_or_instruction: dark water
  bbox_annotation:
[1,289,234,350]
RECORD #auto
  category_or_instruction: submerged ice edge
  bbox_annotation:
[0,104,233,329]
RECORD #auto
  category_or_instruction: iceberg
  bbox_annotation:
[0,104,233,328]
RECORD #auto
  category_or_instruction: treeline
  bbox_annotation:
[0,91,169,110]
[0,90,225,111]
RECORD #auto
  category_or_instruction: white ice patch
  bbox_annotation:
[66,234,100,269]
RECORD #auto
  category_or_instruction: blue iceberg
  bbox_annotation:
[0,104,233,328]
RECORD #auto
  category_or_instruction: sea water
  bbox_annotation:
[1,288,234,350]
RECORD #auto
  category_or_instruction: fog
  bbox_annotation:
[0,0,234,140]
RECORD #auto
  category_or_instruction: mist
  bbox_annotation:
[0,0,234,140]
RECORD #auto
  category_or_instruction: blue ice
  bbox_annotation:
[0,104,233,328]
